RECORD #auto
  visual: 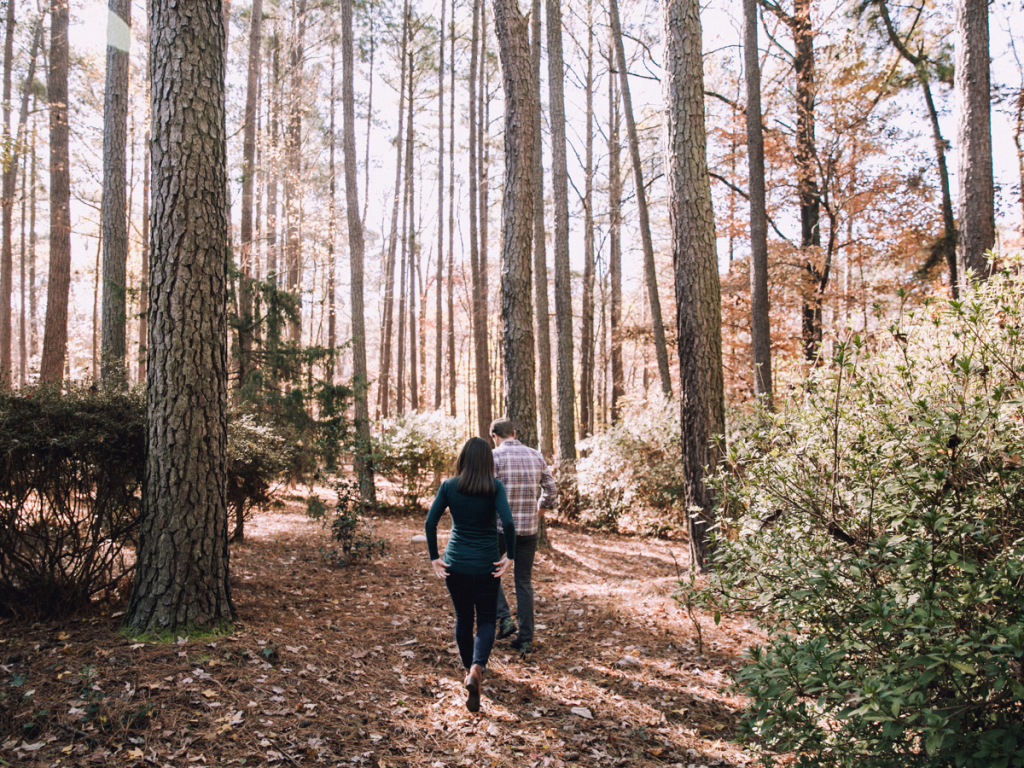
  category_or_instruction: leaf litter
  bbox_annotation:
[0,500,762,766]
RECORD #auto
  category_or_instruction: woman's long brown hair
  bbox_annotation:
[456,437,496,495]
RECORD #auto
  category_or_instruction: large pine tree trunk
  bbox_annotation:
[237,0,263,390]
[530,0,552,457]
[546,0,575,461]
[608,46,624,422]
[665,0,724,571]
[99,0,132,386]
[125,0,234,631]
[954,0,994,283]
[492,0,537,449]
[0,0,15,386]
[342,0,376,505]
[609,0,672,397]
[744,0,772,404]
[578,0,595,442]
[40,0,72,384]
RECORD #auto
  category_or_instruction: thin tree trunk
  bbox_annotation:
[954,0,994,284]
[285,0,307,343]
[407,53,418,412]
[546,0,575,460]
[608,43,624,422]
[327,42,337,383]
[125,0,233,631]
[0,0,15,386]
[578,0,595,443]
[341,0,376,504]
[362,16,374,228]
[665,0,724,570]
[237,0,263,390]
[99,0,132,386]
[609,0,671,396]
[447,0,456,416]
[434,0,445,410]
[377,1,409,419]
[744,0,772,404]
[492,0,537,449]
[29,114,36,361]
[469,0,491,437]
[40,0,71,384]
[531,0,552,456]
[266,30,279,282]
[18,126,26,385]
[92,232,102,379]
[480,18,493,418]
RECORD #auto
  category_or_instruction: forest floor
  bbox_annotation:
[0,499,766,768]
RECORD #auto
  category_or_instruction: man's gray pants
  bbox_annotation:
[497,532,539,643]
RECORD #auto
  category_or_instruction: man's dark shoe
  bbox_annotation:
[510,637,533,654]
[497,617,517,640]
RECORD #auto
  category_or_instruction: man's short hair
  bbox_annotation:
[490,418,516,439]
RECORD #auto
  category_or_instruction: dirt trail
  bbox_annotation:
[0,504,761,767]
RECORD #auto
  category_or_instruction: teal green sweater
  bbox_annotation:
[425,477,516,575]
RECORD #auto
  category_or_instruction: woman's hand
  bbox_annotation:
[493,555,513,578]
[431,558,449,580]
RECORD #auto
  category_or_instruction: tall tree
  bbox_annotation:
[99,0,132,386]
[609,0,672,396]
[744,0,773,404]
[469,0,492,436]
[954,0,994,283]
[530,0,552,457]
[326,41,337,382]
[578,0,596,442]
[40,0,72,383]
[434,0,444,410]
[608,43,624,421]
[284,0,307,343]
[4,15,41,386]
[342,0,376,504]
[546,0,575,460]
[237,0,263,388]
[406,49,418,411]
[491,0,537,448]
[0,0,15,386]
[446,0,456,416]
[266,30,279,283]
[18,123,26,385]
[665,0,724,570]
[125,0,234,631]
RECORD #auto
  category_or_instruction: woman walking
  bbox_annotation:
[425,437,515,712]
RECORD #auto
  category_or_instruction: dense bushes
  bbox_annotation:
[0,384,145,617]
[694,262,1024,766]
[574,392,687,535]
[372,411,462,509]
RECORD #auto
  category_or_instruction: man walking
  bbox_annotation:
[490,418,557,653]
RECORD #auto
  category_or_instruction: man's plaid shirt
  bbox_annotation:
[493,439,557,537]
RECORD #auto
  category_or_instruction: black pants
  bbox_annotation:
[445,571,500,669]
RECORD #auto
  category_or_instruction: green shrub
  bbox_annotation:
[307,480,387,565]
[574,392,686,535]
[227,413,291,541]
[694,260,1024,766]
[0,383,145,617]
[372,411,462,510]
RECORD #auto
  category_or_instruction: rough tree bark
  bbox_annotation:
[546,0,575,461]
[138,132,149,384]
[664,0,725,571]
[609,0,672,396]
[99,0,132,386]
[40,0,72,384]
[530,0,552,457]
[954,0,994,284]
[124,0,234,631]
[744,0,772,404]
[341,0,376,504]
[491,0,537,449]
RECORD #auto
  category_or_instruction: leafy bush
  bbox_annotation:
[227,413,291,541]
[694,261,1024,766]
[574,392,686,535]
[307,480,387,565]
[372,411,462,510]
[0,383,145,617]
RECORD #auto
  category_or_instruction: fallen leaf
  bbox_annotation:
[570,707,593,719]
[202,689,218,698]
